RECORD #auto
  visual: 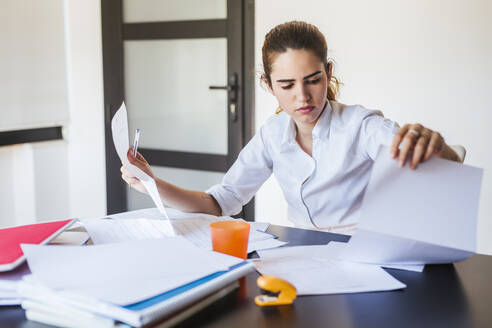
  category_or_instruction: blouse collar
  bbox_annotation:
[280,101,332,152]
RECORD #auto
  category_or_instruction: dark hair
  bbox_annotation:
[261,21,341,102]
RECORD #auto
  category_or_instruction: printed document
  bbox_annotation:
[111,102,172,230]
[341,147,483,265]
[83,216,285,253]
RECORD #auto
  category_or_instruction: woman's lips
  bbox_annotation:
[297,106,315,114]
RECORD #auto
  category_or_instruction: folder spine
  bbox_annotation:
[138,261,254,326]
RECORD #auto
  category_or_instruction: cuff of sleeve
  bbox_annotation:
[205,184,243,217]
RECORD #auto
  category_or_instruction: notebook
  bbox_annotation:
[0,219,75,272]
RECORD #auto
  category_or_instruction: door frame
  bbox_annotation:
[101,0,256,220]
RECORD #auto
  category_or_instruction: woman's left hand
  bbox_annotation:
[390,123,445,169]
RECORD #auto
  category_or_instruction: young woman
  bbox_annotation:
[121,21,461,232]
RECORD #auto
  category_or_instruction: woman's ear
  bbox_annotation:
[262,75,274,95]
[326,62,333,81]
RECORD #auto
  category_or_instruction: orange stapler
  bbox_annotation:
[254,275,297,306]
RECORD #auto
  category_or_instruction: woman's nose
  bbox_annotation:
[296,84,311,102]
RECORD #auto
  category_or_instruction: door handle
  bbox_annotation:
[209,85,232,91]
[209,73,238,122]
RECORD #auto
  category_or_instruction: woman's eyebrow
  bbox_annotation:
[303,71,322,80]
[276,71,322,83]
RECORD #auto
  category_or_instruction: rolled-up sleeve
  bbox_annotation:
[206,127,273,216]
[359,110,399,160]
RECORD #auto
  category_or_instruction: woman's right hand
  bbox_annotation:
[120,147,155,194]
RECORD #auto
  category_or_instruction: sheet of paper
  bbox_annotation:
[83,216,222,248]
[83,216,282,253]
[21,237,242,305]
[325,241,424,272]
[22,299,117,327]
[258,245,340,261]
[172,216,277,248]
[105,207,272,234]
[341,147,482,265]
[105,207,216,221]
[0,263,31,290]
[104,206,274,240]
[0,263,31,306]
[382,263,424,273]
[256,245,406,295]
[111,102,172,226]
[0,289,18,298]
[247,239,288,253]
[250,221,270,232]
[0,298,21,306]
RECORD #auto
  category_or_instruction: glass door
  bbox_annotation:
[102,0,255,219]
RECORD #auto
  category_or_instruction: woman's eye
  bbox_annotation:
[281,84,294,90]
[306,78,320,85]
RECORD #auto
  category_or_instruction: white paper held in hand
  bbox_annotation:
[341,146,483,265]
[111,102,172,228]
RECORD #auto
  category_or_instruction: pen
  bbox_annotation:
[133,129,140,157]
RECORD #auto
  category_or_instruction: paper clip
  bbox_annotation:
[254,275,297,306]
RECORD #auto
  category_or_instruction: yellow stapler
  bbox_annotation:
[254,275,297,306]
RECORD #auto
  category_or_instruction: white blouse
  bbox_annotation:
[206,101,398,230]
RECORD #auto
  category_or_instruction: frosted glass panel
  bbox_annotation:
[123,0,226,23]
[127,166,224,211]
[124,39,228,154]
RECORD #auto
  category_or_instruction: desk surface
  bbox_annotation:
[1,225,491,328]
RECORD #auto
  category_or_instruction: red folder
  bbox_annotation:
[0,219,75,272]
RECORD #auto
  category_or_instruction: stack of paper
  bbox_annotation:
[0,229,89,306]
[99,207,272,233]
[18,237,254,327]
[256,245,406,295]
[21,238,240,305]
[339,147,483,266]
[83,208,286,253]
[0,263,29,305]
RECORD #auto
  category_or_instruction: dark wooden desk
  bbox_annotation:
[1,225,491,328]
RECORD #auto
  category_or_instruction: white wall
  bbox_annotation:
[254,0,492,254]
[63,0,106,219]
[0,0,106,227]
[0,0,69,131]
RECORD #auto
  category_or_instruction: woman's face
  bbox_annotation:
[268,49,329,129]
